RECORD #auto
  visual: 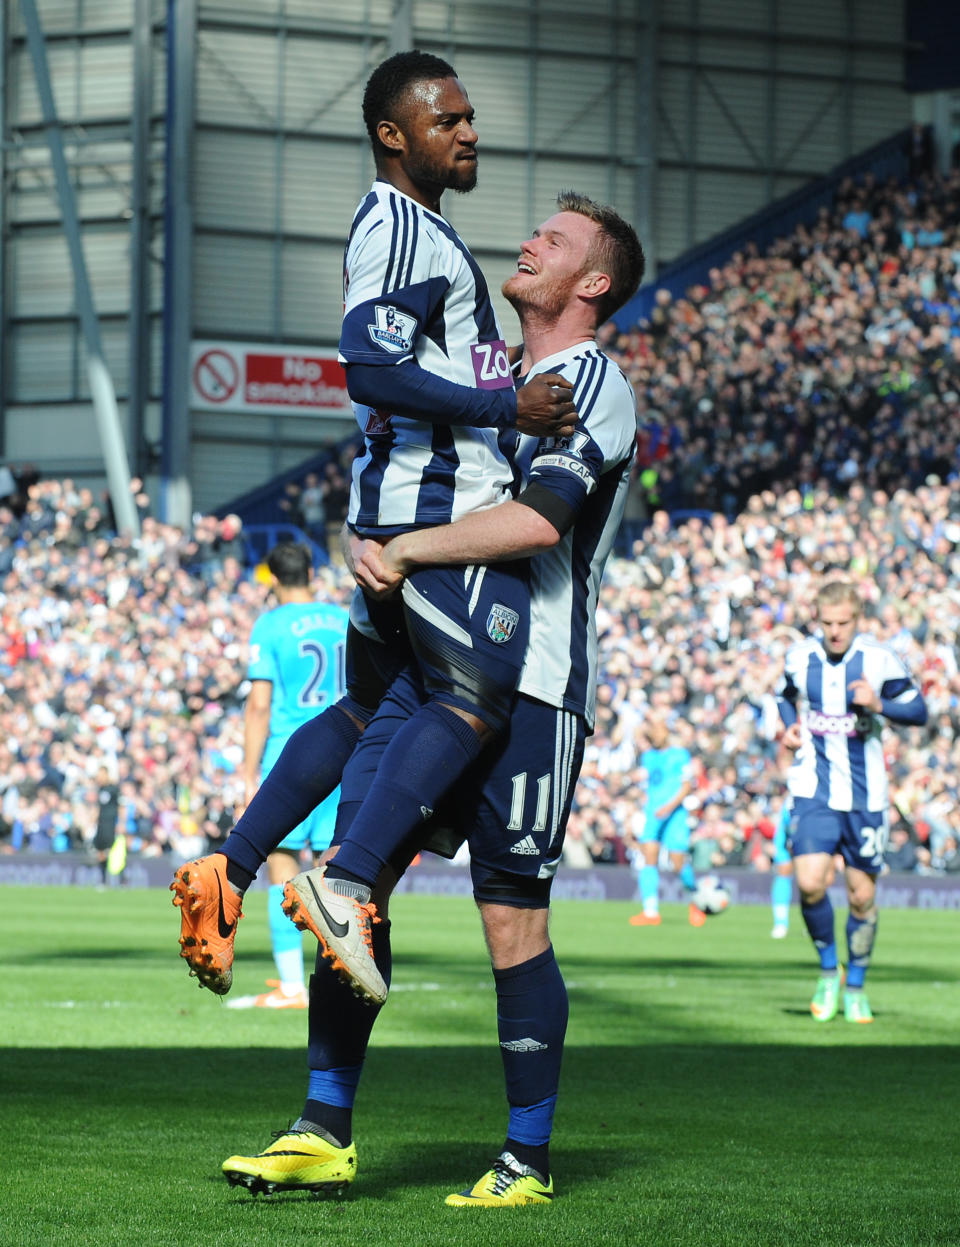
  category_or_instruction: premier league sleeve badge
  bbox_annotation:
[368,304,417,354]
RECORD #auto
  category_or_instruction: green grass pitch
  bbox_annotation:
[2,884,959,1247]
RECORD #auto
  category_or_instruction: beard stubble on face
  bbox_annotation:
[406,149,478,196]
[504,270,580,321]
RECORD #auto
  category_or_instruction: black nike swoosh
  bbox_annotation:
[215,872,235,938]
[307,876,350,938]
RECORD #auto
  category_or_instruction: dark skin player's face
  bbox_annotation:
[376,76,478,210]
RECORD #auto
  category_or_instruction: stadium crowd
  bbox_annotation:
[0,475,354,866]
[3,168,960,879]
[2,471,959,879]
[575,479,960,877]
[609,166,960,528]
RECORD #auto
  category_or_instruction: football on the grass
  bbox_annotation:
[693,875,730,915]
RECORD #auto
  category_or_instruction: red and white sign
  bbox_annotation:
[193,348,239,404]
[190,340,351,416]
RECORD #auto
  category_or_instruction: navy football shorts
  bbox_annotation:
[400,560,529,734]
[789,796,890,874]
[344,593,410,711]
[333,673,586,908]
[453,692,587,907]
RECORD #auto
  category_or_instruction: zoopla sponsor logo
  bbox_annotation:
[470,340,513,389]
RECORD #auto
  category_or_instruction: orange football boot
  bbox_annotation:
[170,853,243,994]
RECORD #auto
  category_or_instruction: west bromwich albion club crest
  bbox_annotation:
[368,304,416,354]
[486,603,520,644]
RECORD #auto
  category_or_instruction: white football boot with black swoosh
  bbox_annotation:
[282,867,386,1005]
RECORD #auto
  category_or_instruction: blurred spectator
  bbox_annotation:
[561,813,597,869]
[181,513,221,581]
[906,122,934,180]
[885,825,926,873]
[299,472,327,544]
[93,765,120,885]
[320,460,351,556]
[201,793,234,854]
[216,514,246,566]
[277,481,306,531]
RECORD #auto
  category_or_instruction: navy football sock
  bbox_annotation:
[504,1134,550,1181]
[292,1110,352,1151]
[329,702,486,888]
[503,1137,548,1182]
[224,858,256,893]
[301,919,392,1146]
[801,894,837,970]
[495,946,568,1175]
[299,1087,355,1151]
[221,703,364,877]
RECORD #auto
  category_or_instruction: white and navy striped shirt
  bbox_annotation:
[515,342,638,729]
[778,633,927,812]
[339,181,519,533]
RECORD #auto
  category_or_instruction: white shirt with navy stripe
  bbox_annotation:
[339,181,518,532]
[779,633,924,812]
[514,342,638,730]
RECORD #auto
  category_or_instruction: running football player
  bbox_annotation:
[778,579,927,1022]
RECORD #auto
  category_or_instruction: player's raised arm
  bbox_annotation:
[344,359,576,438]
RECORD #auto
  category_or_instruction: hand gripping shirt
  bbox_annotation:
[514,342,638,729]
[339,181,520,533]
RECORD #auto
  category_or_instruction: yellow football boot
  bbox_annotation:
[222,1129,356,1197]
[445,1152,554,1207]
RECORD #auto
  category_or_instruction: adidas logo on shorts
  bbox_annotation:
[509,835,539,856]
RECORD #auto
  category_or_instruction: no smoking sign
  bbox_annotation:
[193,348,239,404]
[190,340,350,414]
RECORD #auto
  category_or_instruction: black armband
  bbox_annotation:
[516,482,576,536]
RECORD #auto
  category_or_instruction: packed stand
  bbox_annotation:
[608,167,960,533]
[569,481,960,876]
[1,465,957,878]
[276,455,354,561]
[4,166,960,876]
[0,472,351,866]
